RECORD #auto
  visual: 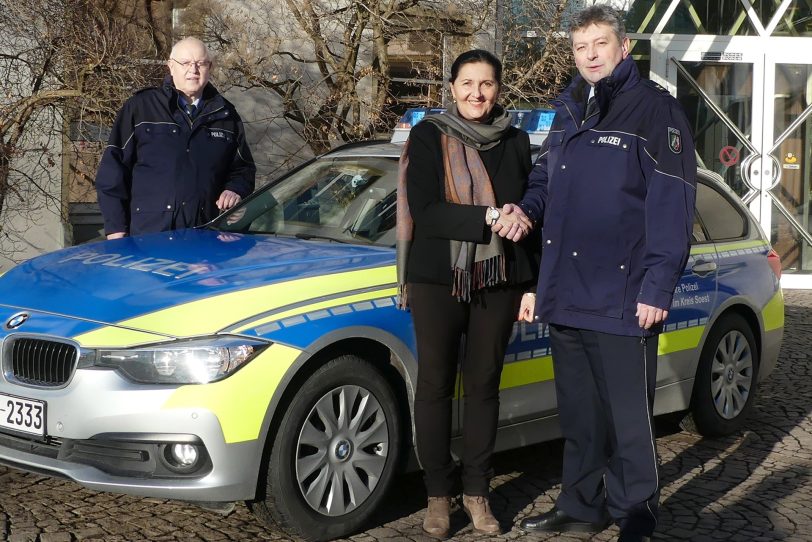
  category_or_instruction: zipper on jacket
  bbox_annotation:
[552,98,578,129]
[188,105,226,131]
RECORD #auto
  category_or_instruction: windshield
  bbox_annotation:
[212,155,399,245]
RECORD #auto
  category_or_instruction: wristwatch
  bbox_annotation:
[487,206,500,226]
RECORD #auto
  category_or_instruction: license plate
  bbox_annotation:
[0,393,46,437]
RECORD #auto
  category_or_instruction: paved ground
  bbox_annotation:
[0,290,810,542]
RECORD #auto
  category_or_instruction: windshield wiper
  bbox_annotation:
[294,233,349,243]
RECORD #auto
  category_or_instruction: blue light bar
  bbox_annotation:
[391,108,446,143]
[396,108,445,128]
[391,107,555,146]
[520,109,556,133]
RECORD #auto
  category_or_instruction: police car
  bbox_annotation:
[0,109,783,541]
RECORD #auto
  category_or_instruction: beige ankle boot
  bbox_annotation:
[423,496,452,538]
[462,494,501,534]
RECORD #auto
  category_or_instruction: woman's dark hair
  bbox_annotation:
[449,49,503,85]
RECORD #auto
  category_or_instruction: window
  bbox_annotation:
[692,211,709,243]
[695,181,748,240]
[214,155,399,246]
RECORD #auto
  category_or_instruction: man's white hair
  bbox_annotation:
[170,37,211,60]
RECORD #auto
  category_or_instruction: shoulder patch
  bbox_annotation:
[668,127,682,154]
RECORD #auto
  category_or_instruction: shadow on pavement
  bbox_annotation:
[655,294,812,541]
[361,292,811,542]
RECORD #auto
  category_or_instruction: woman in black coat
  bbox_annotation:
[397,49,538,537]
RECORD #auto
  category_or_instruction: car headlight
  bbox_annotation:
[82,336,269,384]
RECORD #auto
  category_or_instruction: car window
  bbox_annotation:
[213,156,399,245]
[695,181,748,241]
[691,211,709,244]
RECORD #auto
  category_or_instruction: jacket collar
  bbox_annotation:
[161,75,224,113]
[594,55,639,111]
[557,56,640,121]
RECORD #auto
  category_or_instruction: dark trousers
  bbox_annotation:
[409,282,522,497]
[550,324,660,536]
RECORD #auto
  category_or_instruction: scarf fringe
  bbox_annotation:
[452,255,507,302]
[397,283,409,310]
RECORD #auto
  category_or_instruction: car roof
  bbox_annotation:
[326,140,403,159]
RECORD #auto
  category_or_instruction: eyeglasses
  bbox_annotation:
[170,58,212,70]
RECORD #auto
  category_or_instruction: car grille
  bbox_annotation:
[7,338,78,387]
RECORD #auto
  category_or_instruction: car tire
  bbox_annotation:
[682,313,759,436]
[251,354,403,541]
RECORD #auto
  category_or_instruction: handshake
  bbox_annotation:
[489,203,533,242]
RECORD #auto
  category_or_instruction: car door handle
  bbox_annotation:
[691,260,717,276]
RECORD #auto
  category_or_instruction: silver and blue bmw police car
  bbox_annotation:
[0,109,784,541]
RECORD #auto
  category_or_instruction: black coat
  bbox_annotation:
[95,77,256,236]
[405,120,539,288]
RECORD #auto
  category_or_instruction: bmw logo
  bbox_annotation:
[5,312,29,330]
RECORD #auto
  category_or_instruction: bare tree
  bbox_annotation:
[181,0,493,177]
[0,0,168,262]
[499,0,574,109]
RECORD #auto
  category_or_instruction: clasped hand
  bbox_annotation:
[491,203,533,242]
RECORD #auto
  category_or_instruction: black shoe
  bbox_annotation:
[519,507,610,533]
[618,531,652,542]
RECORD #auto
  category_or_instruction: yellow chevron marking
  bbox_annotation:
[233,287,398,334]
[689,240,768,256]
[690,245,716,256]
[485,326,706,392]
[499,356,555,390]
[714,240,768,252]
[110,266,396,337]
[658,325,704,356]
[761,289,784,332]
[162,343,301,443]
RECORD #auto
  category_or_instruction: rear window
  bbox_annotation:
[695,181,748,241]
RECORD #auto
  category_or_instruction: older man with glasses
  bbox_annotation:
[96,37,255,239]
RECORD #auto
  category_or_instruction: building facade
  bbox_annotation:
[622,0,812,287]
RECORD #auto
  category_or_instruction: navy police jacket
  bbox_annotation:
[520,56,696,336]
[96,77,255,236]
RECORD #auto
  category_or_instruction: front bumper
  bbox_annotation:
[0,368,264,502]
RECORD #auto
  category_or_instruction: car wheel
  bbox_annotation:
[251,354,403,541]
[682,313,759,436]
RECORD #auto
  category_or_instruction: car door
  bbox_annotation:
[654,177,722,413]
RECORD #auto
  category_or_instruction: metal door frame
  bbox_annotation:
[650,34,812,286]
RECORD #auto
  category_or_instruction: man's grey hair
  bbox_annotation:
[569,4,626,44]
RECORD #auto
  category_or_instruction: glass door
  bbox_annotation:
[651,35,765,203]
[764,42,812,286]
[651,35,812,285]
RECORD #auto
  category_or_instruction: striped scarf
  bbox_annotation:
[397,130,507,308]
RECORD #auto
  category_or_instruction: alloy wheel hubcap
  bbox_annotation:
[710,329,754,420]
[295,384,389,516]
[334,439,352,461]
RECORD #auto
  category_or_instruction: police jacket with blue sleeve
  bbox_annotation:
[95,77,256,236]
[520,56,696,336]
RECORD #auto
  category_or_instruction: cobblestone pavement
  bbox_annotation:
[0,290,810,542]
